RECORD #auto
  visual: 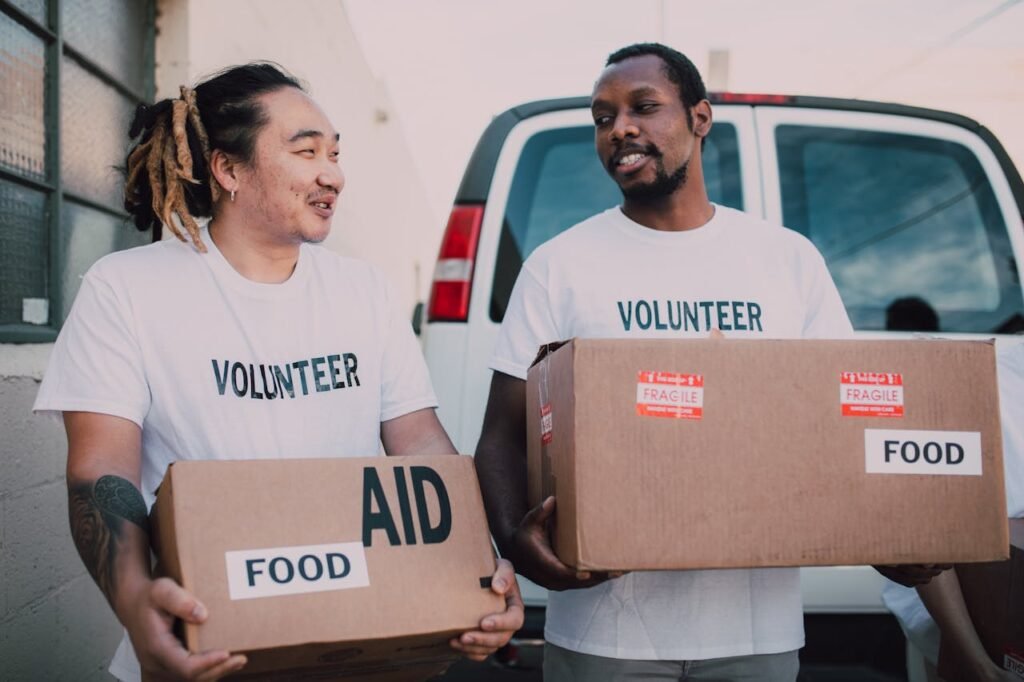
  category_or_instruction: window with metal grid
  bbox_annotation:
[0,0,155,342]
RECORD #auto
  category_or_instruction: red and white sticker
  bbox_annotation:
[540,404,553,444]
[1005,649,1024,678]
[636,371,704,419]
[840,372,904,417]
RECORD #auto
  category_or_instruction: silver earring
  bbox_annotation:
[230,190,236,202]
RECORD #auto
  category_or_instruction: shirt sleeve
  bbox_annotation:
[33,268,151,426]
[800,245,854,340]
[489,261,562,380]
[378,280,438,422]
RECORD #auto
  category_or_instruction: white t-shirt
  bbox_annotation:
[490,205,853,661]
[882,339,1024,665]
[34,229,437,680]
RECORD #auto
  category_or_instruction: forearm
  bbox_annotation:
[474,372,531,557]
[917,568,993,676]
[381,408,457,456]
[67,470,248,677]
[67,473,153,619]
[474,438,529,557]
[400,428,457,457]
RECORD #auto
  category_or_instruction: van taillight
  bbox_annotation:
[427,204,484,322]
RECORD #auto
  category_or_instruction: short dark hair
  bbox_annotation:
[123,62,304,246]
[606,43,707,128]
[886,296,940,332]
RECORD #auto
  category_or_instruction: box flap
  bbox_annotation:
[528,339,573,369]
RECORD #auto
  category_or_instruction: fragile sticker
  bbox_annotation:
[225,541,370,600]
[1005,649,1024,678]
[538,354,553,445]
[841,372,904,417]
[636,371,703,419]
[540,404,553,444]
[864,429,982,476]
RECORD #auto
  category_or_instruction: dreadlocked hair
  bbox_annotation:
[123,62,304,252]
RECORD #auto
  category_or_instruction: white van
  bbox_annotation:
[418,93,1024,667]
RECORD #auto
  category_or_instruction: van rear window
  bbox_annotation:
[491,124,743,322]
[777,125,1023,333]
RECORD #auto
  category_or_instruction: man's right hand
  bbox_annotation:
[510,496,618,591]
[123,577,246,681]
[63,414,246,680]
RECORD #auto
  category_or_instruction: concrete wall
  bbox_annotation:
[0,363,122,681]
[0,1,436,679]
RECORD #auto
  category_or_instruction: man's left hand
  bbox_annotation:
[873,563,951,587]
[449,558,525,661]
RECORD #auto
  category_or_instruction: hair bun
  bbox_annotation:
[128,99,173,139]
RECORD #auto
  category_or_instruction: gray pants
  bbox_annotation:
[544,643,800,682]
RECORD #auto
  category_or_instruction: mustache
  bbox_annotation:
[308,189,339,202]
[607,143,660,173]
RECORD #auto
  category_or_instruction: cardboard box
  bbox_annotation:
[939,518,1024,680]
[151,455,503,680]
[526,338,1008,571]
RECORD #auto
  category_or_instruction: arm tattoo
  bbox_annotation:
[68,475,149,602]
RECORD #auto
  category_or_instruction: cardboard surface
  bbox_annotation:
[526,338,1008,570]
[151,455,502,679]
[939,518,1024,680]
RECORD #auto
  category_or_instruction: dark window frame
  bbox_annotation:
[0,0,155,342]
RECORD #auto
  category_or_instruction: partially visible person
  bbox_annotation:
[33,63,522,681]
[884,339,1024,682]
[886,296,940,332]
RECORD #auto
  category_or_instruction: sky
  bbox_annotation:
[343,0,1024,225]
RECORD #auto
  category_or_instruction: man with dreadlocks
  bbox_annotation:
[34,63,523,681]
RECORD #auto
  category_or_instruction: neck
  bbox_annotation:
[208,215,301,284]
[622,194,714,232]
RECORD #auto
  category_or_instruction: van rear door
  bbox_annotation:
[755,106,1024,335]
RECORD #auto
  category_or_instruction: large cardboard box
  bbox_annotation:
[939,518,1024,680]
[151,455,503,681]
[526,338,1008,571]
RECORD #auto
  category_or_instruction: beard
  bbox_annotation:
[620,155,689,202]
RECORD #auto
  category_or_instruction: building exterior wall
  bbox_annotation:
[0,372,122,681]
